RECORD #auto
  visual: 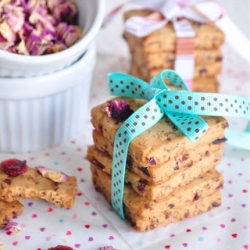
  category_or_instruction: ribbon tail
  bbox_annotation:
[111,98,164,218]
[216,14,250,64]
[225,130,250,150]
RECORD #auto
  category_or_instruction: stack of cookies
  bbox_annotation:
[123,9,225,93]
[87,97,228,231]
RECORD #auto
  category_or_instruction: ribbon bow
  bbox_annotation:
[125,0,224,37]
[107,69,250,219]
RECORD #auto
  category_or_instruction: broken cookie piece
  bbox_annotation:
[0,162,77,209]
[0,200,24,228]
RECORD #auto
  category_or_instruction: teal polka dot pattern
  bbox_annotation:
[108,69,250,218]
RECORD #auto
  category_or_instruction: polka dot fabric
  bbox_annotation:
[1,1,250,248]
[0,53,249,250]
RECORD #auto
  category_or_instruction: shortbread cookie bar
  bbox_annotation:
[91,163,223,216]
[124,191,221,231]
[191,77,219,93]
[0,200,24,228]
[129,63,219,93]
[130,65,220,93]
[134,59,222,80]
[0,168,77,208]
[91,164,222,231]
[123,9,225,53]
[91,130,225,184]
[91,97,229,167]
[87,145,223,200]
[130,49,223,69]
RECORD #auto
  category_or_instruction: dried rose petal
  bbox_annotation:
[56,23,82,47]
[36,166,69,183]
[52,1,78,24]
[1,159,28,177]
[4,221,19,231]
[102,100,134,121]
[0,0,82,55]
[29,9,56,32]
[45,41,67,54]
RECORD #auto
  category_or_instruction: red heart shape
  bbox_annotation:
[85,202,90,206]
[12,241,18,246]
[165,245,171,249]
[77,168,82,172]
[232,233,237,238]
[66,231,72,235]
[186,229,191,232]
[77,192,83,196]
[243,245,249,249]
[6,231,12,235]
[243,189,248,193]
[85,225,90,229]
[48,207,53,212]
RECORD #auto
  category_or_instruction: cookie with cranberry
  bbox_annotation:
[91,97,228,167]
[0,161,77,209]
[91,163,222,231]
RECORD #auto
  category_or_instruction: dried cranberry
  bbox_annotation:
[174,165,179,170]
[181,154,189,162]
[199,68,207,75]
[212,137,227,145]
[215,56,223,62]
[1,159,28,177]
[48,246,73,250]
[221,122,229,129]
[193,193,200,201]
[147,157,156,165]
[184,161,193,168]
[137,179,147,192]
[212,202,220,207]
[3,179,11,185]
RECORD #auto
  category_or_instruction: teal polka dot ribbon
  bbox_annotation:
[107,69,250,219]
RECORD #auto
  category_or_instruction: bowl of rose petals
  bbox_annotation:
[0,0,104,77]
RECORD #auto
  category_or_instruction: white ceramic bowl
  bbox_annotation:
[0,0,104,78]
[0,43,96,153]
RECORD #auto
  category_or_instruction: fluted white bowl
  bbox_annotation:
[0,43,96,153]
